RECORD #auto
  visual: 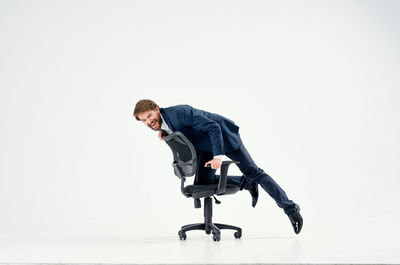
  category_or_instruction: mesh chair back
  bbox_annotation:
[163,131,197,178]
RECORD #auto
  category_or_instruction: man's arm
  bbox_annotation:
[177,108,224,157]
[177,107,224,169]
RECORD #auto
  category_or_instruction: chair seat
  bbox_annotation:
[184,184,239,198]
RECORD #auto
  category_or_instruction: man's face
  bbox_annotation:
[137,107,162,131]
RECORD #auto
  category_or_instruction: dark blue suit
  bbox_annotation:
[161,104,297,214]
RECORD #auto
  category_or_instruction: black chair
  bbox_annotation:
[163,131,242,241]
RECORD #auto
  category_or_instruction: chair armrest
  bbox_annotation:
[208,161,240,195]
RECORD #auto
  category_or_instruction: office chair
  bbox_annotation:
[163,131,242,241]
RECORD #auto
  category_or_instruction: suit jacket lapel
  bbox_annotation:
[160,108,175,132]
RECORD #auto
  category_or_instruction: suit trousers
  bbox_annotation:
[194,142,297,215]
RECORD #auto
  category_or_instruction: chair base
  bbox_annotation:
[178,197,242,241]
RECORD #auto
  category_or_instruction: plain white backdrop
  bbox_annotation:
[0,0,399,246]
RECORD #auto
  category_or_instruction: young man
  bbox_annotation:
[134,99,303,234]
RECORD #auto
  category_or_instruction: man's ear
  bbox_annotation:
[155,106,160,113]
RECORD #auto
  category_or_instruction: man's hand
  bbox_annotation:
[158,131,163,140]
[204,157,222,169]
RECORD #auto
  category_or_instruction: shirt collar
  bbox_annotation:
[160,113,172,133]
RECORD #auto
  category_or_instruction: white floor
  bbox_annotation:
[0,220,399,264]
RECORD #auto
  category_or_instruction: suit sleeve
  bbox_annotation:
[177,108,224,156]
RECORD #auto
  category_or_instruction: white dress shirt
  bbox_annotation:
[160,113,173,134]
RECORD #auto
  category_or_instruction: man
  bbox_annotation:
[134,99,303,234]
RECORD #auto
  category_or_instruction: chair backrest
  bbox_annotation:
[163,131,197,178]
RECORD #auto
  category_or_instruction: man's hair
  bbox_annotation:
[133,99,159,120]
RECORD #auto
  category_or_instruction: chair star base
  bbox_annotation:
[178,197,242,241]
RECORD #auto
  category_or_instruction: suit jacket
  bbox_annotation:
[160,104,242,156]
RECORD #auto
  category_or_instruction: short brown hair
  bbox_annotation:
[133,99,159,120]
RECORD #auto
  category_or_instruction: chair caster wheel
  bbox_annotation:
[234,231,242,239]
[206,230,211,235]
[212,231,221,242]
[178,231,186,240]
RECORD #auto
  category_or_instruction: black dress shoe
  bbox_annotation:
[288,204,303,234]
[249,182,259,208]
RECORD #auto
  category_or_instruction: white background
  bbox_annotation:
[0,0,399,242]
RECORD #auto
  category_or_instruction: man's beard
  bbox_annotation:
[149,115,162,131]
